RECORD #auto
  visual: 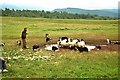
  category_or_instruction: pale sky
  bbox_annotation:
[0,0,119,10]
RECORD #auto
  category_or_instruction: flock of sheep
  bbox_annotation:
[45,36,102,52]
[44,34,120,52]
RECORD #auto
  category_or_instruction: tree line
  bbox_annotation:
[0,8,117,20]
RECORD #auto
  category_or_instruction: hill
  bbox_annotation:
[53,8,118,18]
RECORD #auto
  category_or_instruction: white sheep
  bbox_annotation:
[0,43,5,46]
[85,45,101,51]
[74,39,86,47]
[106,38,120,45]
[68,39,78,45]
[57,37,70,47]
[45,44,59,51]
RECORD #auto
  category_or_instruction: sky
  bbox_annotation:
[0,0,119,10]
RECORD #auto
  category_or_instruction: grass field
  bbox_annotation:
[1,17,119,78]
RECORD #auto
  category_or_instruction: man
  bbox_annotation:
[21,28,27,49]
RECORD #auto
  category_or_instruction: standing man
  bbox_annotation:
[21,28,27,49]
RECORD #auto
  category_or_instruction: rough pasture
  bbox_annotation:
[1,17,119,78]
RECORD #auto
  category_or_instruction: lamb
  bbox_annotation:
[57,39,70,48]
[113,41,120,44]
[106,39,120,45]
[76,45,101,52]
[59,37,68,41]
[68,39,78,45]
[17,40,21,46]
[57,37,70,48]
[75,39,86,47]
[60,38,79,47]
[45,44,59,51]
[58,37,86,49]
[0,57,8,73]
[68,45,78,50]
[68,39,80,50]
[106,38,111,44]
[85,45,101,51]
[52,46,59,51]
[0,43,5,46]
[32,44,39,51]
[46,34,52,43]
[95,45,101,50]
[77,46,88,52]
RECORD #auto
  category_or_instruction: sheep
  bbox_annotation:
[46,34,52,43]
[68,39,80,50]
[60,38,79,46]
[58,37,69,43]
[52,46,59,51]
[0,43,5,46]
[57,37,70,48]
[75,39,86,47]
[76,45,101,52]
[68,39,78,45]
[45,44,59,51]
[57,38,86,49]
[68,45,78,50]
[0,57,8,73]
[57,36,103,52]
[85,45,101,51]
[16,40,21,46]
[106,39,120,45]
[113,41,120,45]
[106,38,111,44]
[77,46,88,52]
[69,45,101,52]
[32,44,39,51]
[96,45,101,50]
[57,39,70,48]
[57,37,86,52]
[59,37,68,41]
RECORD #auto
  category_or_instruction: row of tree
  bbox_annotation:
[0,8,117,20]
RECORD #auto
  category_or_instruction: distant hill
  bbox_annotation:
[0,4,118,18]
[53,8,118,18]
[101,9,118,13]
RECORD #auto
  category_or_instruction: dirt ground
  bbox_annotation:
[86,40,119,51]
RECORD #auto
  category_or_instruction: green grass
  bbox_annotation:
[2,47,118,78]
[1,17,119,78]
[1,46,118,78]
[2,17,118,40]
